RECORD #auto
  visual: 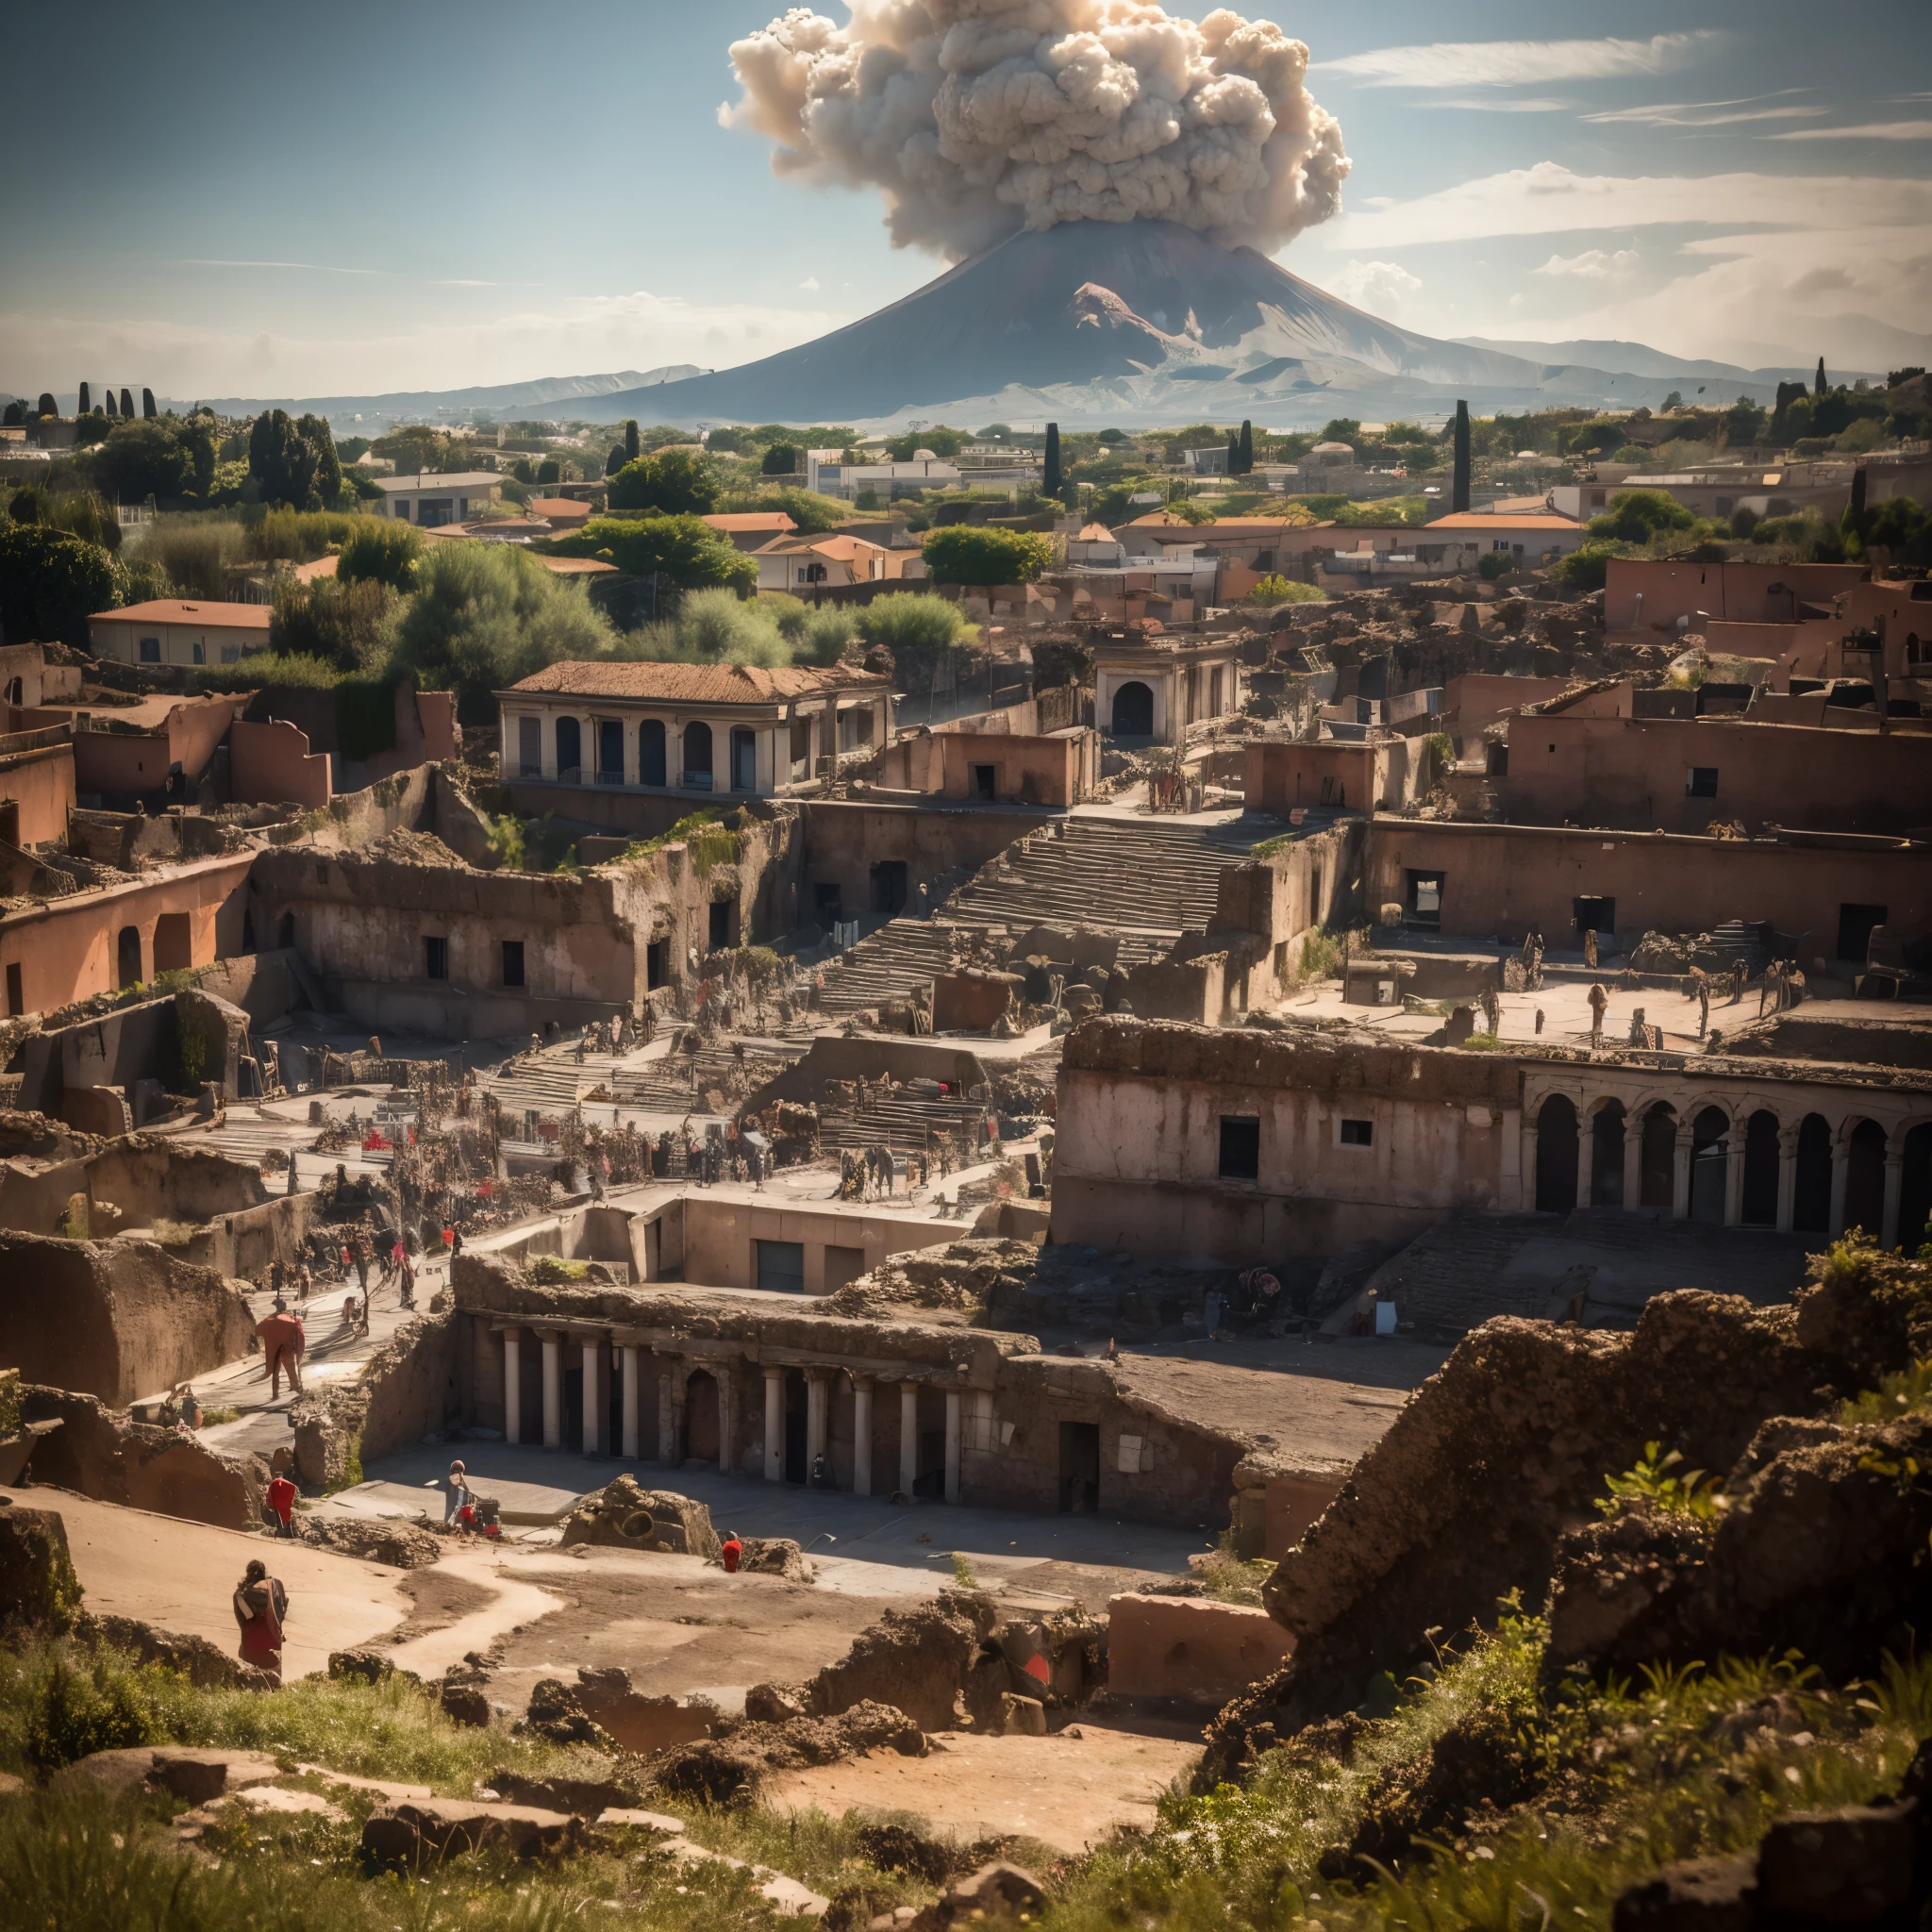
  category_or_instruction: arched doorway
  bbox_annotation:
[1689,1107,1729,1224]
[1110,680,1154,737]
[116,925,142,990]
[277,911,296,951]
[683,721,713,789]
[1535,1094,1578,1214]
[1900,1124,1932,1253]
[1740,1110,1780,1226]
[1590,1101,1625,1207]
[683,1370,720,1465]
[555,715,581,779]
[639,719,666,788]
[1793,1113,1833,1232]
[1640,1103,1676,1208]
[1844,1119,1888,1239]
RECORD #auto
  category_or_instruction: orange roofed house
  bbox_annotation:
[753,532,921,591]
[88,599,271,670]
[497,658,895,808]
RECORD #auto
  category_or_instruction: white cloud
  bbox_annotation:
[1331,162,1932,248]
[1415,97,1570,114]
[1321,258,1423,323]
[182,258,377,276]
[1582,99,1824,128]
[0,290,839,401]
[1531,248,1641,280]
[799,275,821,291]
[1312,32,1720,91]
[1771,120,1932,142]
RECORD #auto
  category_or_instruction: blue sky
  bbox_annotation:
[2,0,1926,402]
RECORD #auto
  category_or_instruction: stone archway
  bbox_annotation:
[1535,1094,1578,1214]
[1110,680,1154,737]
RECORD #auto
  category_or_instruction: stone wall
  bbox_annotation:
[291,1309,461,1490]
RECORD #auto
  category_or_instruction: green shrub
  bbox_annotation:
[487,814,527,870]
[335,518,422,591]
[1589,489,1696,545]
[1550,540,1633,591]
[921,525,1054,586]
[189,650,342,693]
[606,449,718,516]
[1246,575,1324,605]
[21,1654,160,1773]
[1598,1441,1724,1520]
[855,591,969,651]
[544,513,755,592]
[0,524,121,648]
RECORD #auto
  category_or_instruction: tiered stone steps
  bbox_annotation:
[816,1088,992,1161]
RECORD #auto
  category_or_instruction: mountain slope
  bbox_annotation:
[163,367,708,428]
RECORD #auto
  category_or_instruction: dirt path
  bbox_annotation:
[762,1723,1203,1855]
[42,1488,412,1680]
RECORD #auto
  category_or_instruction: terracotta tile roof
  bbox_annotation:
[704,512,798,533]
[753,534,884,559]
[88,599,272,629]
[505,659,889,703]
[529,497,592,522]
[1424,511,1583,531]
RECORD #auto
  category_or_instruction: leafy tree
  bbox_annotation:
[1549,540,1633,591]
[392,541,616,720]
[0,524,121,646]
[606,449,718,516]
[72,411,110,448]
[1588,489,1696,544]
[269,575,402,672]
[92,420,197,506]
[1225,430,1240,475]
[295,413,344,508]
[337,519,423,591]
[1238,420,1254,475]
[1847,494,1931,567]
[760,442,801,476]
[720,485,846,534]
[371,425,448,476]
[535,458,561,485]
[1661,391,1683,414]
[36,392,56,419]
[855,591,969,651]
[1043,424,1062,498]
[624,419,640,464]
[77,383,91,415]
[119,389,133,419]
[1321,417,1362,445]
[922,525,1054,586]
[882,425,965,460]
[1,401,20,427]
[248,409,319,508]
[1096,427,1125,444]
[605,443,625,476]
[543,513,756,592]
[142,389,157,420]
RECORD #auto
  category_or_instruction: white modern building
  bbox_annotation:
[375,472,503,525]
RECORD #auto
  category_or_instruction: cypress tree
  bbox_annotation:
[120,388,134,419]
[104,391,117,417]
[1452,400,1472,513]
[36,393,56,418]
[1043,422,1061,498]
[1225,430,1240,475]
[1814,357,1827,398]
[142,388,157,419]
[2,401,20,426]
[77,382,91,415]
[605,443,625,476]
[1238,419,1254,475]
[624,419,640,463]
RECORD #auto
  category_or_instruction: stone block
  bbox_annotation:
[1755,1803,1916,1921]
[575,1667,718,1751]
[998,1693,1047,1736]
[1106,1593,1294,1704]
[362,1799,583,1866]
[0,1497,79,1633]
[1611,1854,1757,1932]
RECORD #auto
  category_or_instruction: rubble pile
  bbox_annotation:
[823,1237,1041,1318]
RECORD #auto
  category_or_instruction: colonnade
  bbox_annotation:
[494,1324,964,1502]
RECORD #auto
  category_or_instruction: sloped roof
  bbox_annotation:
[1425,511,1583,531]
[753,533,886,559]
[704,512,798,533]
[505,659,889,704]
[88,599,272,629]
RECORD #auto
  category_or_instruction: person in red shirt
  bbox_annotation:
[264,1473,298,1538]
[720,1532,742,1574]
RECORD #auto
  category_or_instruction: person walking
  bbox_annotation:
[1587,982,1608,1047]
[721,1530,743,1574]
[233,1558,288,1684]
[264,1469,297,1539]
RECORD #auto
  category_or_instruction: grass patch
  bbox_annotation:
[619,809,745,875]
[1297,928,1343,982]
[527,1256,591,1285]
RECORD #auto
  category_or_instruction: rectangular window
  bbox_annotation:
[1218,1115,1260,1181]
[191,641,205,665]
[5,962,21,1018]
[501,940,525,987]
[756,1240,807,1293]
[139,637,160,663]
[220,645,240,664]
[518,716,541,778]
[646,940,669,989]
[1574,895,1616,935]
[708,900,735,950]
[425,936,448,980]
[1340,1118,1374,1147]
[974,763,997,800]
[1686,766,1720,798]
[1406,870,1444,929]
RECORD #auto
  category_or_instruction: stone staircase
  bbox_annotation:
[816,1089,992,1161]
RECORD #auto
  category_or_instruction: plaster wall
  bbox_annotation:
[1605,559,1866,634]
[799,799,1055,925]
[0,738,75,845]
[1244,738,1419,815]
[230,718,330,809]
[676,1196,958,1293]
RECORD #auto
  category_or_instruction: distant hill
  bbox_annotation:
[564,223,1793,430]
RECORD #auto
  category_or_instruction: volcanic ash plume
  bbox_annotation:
[722,0,1350,261]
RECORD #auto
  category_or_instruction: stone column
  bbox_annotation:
[658,1364,678,1464]
[1776,1125,1801,1234]
[1520,1121,1539,1212]
[1574,1109,1594,1212]
[541,1333,561,1451]
[620,1345,641,1460]
[1672,1123,1693,1222]
[943,1389,962,1505]
[1883,1144,1905,1250]
[581,1337,605,1456]
[1622,1119,1643,1212]
[806,1371,830,1482]
[763,1368,784,1482]
[1829,1138,1850,1237]
[502,1328,521,1446]
[1724,1125,1746,1228]
[851,1375,874,1498]
[716,1363,735,1474]
[899,1382,919,1496]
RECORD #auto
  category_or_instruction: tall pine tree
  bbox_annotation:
[1814,357,1827,398]
[1042,422,1061,498]
[1238,420,1254,475]
[624,419,640,463]
[1225,430,1241,475]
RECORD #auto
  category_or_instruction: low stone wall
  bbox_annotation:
[1106,1593,1294,1704]
[291,1308,460,1490]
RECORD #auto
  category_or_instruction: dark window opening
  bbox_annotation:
[1591,1102,1625,1207]
[1845,1119,1888,1238]
[639,718,667,788]
[5,962,21,1017]
[1794,1113,1833,1232]
[1686,766,1720,798]
[597,718,625,784]
[708,900,735,950]
[1406,870,1444,929]
[870,860,908,918]
[277,911,295,950]
[518,716,541,778]
[554,715,581,781]
[1340,1118,1374,1147]
[116,925,142,991]
[425,935,448,981]
[1535,1094,1578,1214]
[1690,1106,1728,1224]
[1574,895,1616,935]
[730,726,757,792]
[1740,1109,1780,1226]
[646,940,669,990]
[812,882,842,929]
[502,940,525,988]
[1486,741,1508,776]
[757,1240,807,1293]
[683,721,713,790]
[973,763,997,801]
[1058,1420,1101,1514]
[1838,903,1888,964]
[1219,1115,1261,1180]
[139,637,160,663]
[1110,679,1155,738]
